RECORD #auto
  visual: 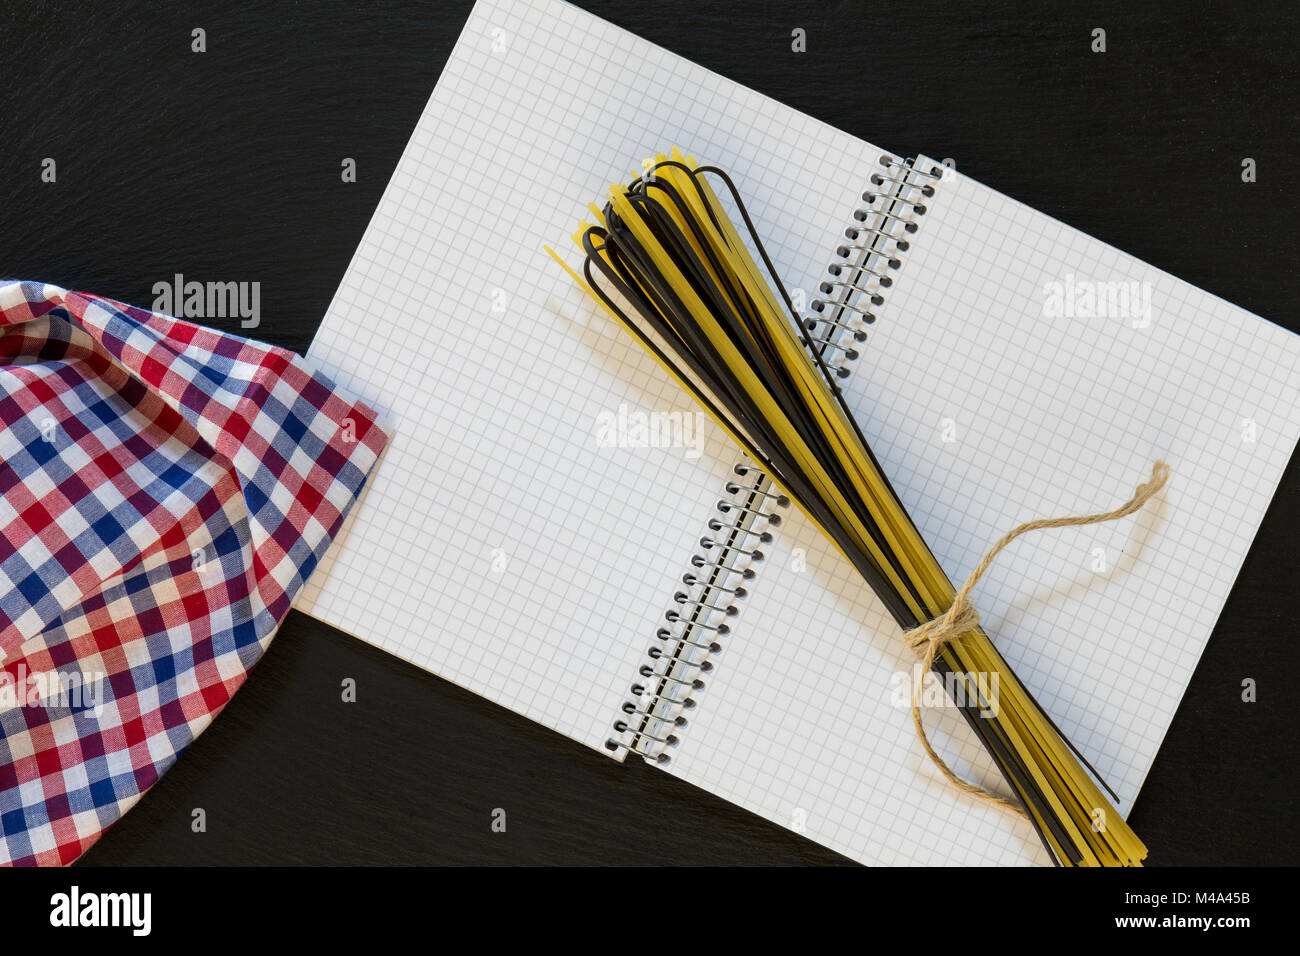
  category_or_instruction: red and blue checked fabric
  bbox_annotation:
[0,280,388,865]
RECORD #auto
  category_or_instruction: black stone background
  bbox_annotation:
[0,0,1296,864]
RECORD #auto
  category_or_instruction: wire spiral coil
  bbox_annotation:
[606,463,789,763]
[806,155,943,377]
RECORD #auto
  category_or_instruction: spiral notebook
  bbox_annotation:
[296,0,1300,865]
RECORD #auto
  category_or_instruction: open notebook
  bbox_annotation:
[296,0,1300,865]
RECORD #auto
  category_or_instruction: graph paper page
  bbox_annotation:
[296,0,885,755]
[666,159,1300,864]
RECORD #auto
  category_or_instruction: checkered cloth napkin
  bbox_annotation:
[0,281,388,865]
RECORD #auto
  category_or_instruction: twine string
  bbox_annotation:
[903,460,1171,816]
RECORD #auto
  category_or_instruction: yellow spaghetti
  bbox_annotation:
[548,148,1147,866]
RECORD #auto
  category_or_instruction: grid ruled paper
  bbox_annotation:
[296,0,885,756]
[666,157,1300,865]
[299,0,1300,866]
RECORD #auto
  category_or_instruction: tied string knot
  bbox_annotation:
[904,599,980,664]
[902,460,1171,815]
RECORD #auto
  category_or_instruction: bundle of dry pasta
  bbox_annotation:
[549,148,1160,866]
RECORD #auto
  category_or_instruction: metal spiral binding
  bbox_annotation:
[606,463,789,763]
[805,155,944,378]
